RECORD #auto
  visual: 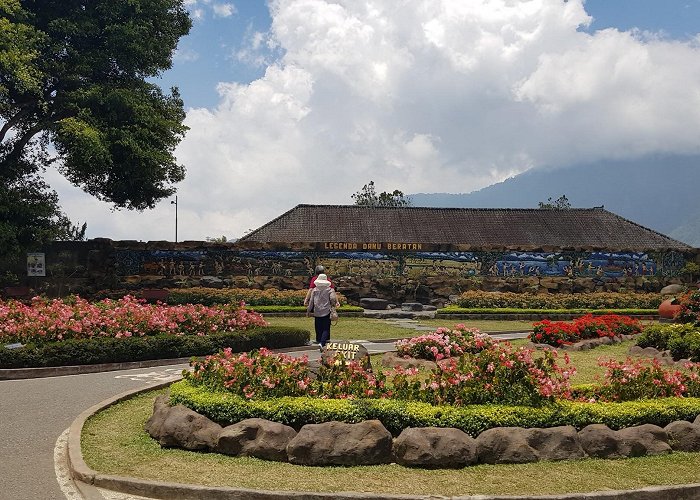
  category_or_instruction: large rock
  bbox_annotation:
[401,302,424,311]
[199,276,224,288]
[617,424,672,457]
[360,298,389,310]
[145,397,222,451]
[578,424,625,459]
[216,418,297,461]
[664,421,700,452]
[287,420,392,466]
[660,284,685,295]
[476,427,538,464]
[393,427,477,468]
[526,426,585,461]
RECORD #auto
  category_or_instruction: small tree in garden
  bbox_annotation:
[538,195,571,209]
[351,181,412,207]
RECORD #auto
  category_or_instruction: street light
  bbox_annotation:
[171,195,178,242]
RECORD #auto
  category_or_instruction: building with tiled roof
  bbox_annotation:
[238,205,692,253]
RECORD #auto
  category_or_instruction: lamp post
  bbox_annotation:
[171,195,178,243]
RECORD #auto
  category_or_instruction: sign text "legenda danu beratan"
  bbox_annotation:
[322,242,423,251]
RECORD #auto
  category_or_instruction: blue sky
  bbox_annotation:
[159,0,700,109]
[50,0,700,241]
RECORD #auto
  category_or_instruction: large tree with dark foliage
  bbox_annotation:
[0,0,191,260]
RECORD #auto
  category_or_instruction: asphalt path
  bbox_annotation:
[0,333,529,500]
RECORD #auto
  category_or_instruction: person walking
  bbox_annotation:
[306,273,339,352]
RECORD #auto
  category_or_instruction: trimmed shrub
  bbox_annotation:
[167,287,348,307]
[636,323,700,361]
[169,380,700,436]
[0,327,309,369]
[438,307,657,315]
[454,291,662,310]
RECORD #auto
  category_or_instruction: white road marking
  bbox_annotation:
[113,368,183,382]
[54,428,83,500]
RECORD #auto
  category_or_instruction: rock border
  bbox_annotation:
[68,381,700,500]
[628,345,692,367]
[147,399,700,468]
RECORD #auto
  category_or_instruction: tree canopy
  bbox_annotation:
[538,195,571,210]
[0,0,191,259]
[351,181,412,207]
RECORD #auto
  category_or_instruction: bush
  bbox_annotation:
[438,307,657,315]
[394,325,496,361]
[0,327,309,369]
[184,340,573,407]
[247,305,363,313]
[636,323,700,360]
[167,287,347,307]
[454,291,662,310]
[169,380,700,435]
[676,290,700,325]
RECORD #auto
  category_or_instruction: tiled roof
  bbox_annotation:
[238,205,692,251]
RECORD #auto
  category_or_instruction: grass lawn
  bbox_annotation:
[265,316,535,341]
[83,390,700,497]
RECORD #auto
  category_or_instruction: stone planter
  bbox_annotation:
[658,299,681,320]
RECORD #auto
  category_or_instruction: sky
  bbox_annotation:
[48,0,700,242]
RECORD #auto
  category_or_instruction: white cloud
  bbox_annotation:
[54,0,700,241]
[212,3,236,18]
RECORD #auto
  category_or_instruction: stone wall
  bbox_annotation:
[2,239,698,303]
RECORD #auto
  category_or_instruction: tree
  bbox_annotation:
[0,0,191,259]
[351,181,412,207]
[538,195,571,210]
[205,235,228,243]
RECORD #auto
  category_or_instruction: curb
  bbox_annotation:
[68,385,700,500]
[0,345,314,380]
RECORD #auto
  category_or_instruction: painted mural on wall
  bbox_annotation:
[115,248,686,280]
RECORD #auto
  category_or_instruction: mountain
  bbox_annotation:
[409,154,700,247]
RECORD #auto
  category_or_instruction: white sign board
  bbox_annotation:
[27,253,45,277]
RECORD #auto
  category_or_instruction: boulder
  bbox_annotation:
[628,345,644,355]
[360,298,389,310]
[287,420,393,466]
[216,418,297,461]
[694,414,700,426]
[476,427,538,464]
[664,421,700,452]
[401,302,425,311]
[144,394,171,439]
[322,341,372,370]
[578,424,625,459]
[393,427,477,468]
[526,426,585,461]
[617,424,671,457]
[145,400,222,451]
[661,284,685,295]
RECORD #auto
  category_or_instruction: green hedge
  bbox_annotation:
[454,291,663,310]
[169,380,700,436]
[249,305,363,313]
[0,327,309,369]
[437,307,657,315]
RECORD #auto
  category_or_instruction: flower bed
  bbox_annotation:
[0,295,267,345]
[529,314,642,346]
[454,291,663,310]
[394,325,496,361]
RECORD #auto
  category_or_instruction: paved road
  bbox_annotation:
[0,365,187,500]
[0,333,529,500]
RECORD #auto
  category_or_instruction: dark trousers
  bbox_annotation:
[314,314,331,346]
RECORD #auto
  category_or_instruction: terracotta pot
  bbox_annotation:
[658,299,682,320]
